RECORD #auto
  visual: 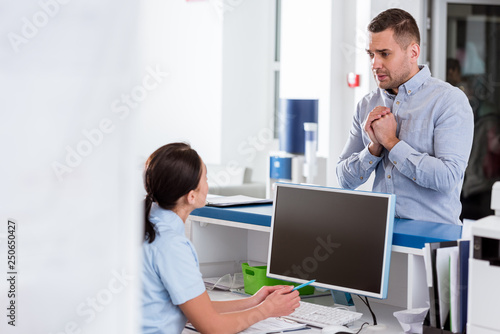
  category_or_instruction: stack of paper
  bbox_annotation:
[185,318,306,334]
[206,195,272,207]
[238,317,306,334]
[423,240,470,333]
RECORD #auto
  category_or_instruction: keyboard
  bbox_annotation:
[284,301,363,328]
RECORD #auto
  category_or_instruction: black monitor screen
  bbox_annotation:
[267,183,395,298]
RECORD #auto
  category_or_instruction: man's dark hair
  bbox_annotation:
[368,8,420,49]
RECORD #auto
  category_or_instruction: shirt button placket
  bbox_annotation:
[386,166,394,193]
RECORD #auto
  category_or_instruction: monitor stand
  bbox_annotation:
[330,291,355,306]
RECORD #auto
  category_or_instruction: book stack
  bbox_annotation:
[423,240,470,334]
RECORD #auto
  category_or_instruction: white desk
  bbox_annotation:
[182,289,405,333]
[185,204,462,331]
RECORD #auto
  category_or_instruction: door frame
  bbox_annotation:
[431,0,500,81]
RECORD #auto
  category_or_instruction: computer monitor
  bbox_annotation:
[267,183,396,299]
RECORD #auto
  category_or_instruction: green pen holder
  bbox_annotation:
[241,263,315,295]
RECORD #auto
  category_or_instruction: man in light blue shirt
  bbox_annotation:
[337,8,473,225]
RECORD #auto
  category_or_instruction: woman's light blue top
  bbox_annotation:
[141,203,206,334]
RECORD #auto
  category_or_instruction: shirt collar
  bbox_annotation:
[149,202,185,235]
[384,65,430,96]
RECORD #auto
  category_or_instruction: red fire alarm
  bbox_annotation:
[347,72,360,88]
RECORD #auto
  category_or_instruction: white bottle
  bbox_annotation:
[303,122,318,184]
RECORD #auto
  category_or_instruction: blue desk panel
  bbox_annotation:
[192,204,272,227]
[393,218,462,249]
[191,205,462,249]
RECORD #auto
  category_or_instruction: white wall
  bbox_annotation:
[1,1,141,333]
[328,0,370,187]
[280,0,332,158]
[138,0,223,165]
[220,0,276,184]
[138,0,275,186]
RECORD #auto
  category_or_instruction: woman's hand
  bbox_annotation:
[251,285,292,306]
[260,286,300,318]
[181,287,300,334]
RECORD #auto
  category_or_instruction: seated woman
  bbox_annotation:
[141,142,300,334]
